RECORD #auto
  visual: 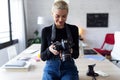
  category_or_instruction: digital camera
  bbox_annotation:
[53,40,72,61]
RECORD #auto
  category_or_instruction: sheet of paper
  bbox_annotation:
[84,55,105,61]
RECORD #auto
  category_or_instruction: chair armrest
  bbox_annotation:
[110,59,120,64]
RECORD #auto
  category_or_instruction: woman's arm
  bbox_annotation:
[71,26,79,59]
[40,27,52,61]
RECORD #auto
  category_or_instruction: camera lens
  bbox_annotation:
[62,53,71,62]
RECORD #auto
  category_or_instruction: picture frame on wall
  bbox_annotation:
[87,13,108,27]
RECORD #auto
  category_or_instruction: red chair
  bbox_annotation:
[94,33,115,56]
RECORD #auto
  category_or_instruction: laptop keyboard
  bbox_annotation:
[84,49,97,55]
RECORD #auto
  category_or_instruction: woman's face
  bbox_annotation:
[52,9,68,29]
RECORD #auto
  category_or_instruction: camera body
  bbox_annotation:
[53,40,72,61]
[86,64,99,77]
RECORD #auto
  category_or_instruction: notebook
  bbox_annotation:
[3,61,31,71]
[5,60,26,67]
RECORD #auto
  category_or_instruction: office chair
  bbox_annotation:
[111,31,120,63]
[7,45,17,60]
[94,33,115,57]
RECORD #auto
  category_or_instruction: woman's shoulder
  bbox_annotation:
[43,25,52,29]
[66,23,78,30]
[42,25,52,32]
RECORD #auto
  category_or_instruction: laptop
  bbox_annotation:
[84,49,97,55]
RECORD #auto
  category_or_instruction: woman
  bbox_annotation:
[41,1,79,80]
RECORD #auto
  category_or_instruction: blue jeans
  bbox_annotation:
[42,59,79,80]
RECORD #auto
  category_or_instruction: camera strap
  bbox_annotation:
[51,23,73,45]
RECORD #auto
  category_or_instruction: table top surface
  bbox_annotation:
[0,44,120,80]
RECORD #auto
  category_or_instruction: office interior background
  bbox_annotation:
[0,0,120,66]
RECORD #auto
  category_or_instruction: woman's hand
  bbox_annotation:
[49,44,59,55]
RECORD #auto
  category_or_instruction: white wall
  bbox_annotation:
[24,0,54,40]
[25,0,120,48]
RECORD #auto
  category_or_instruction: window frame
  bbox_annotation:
[0,0,18,49]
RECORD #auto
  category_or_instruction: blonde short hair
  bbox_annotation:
[52,0,69,12]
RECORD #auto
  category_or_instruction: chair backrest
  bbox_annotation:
[7,45,17,60]
[111,31,120,60]
[101,33,115,49]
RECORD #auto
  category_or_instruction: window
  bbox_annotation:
[0,0,10,43]
[0,0,18,49]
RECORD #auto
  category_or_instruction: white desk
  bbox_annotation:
[0,44,120,80]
